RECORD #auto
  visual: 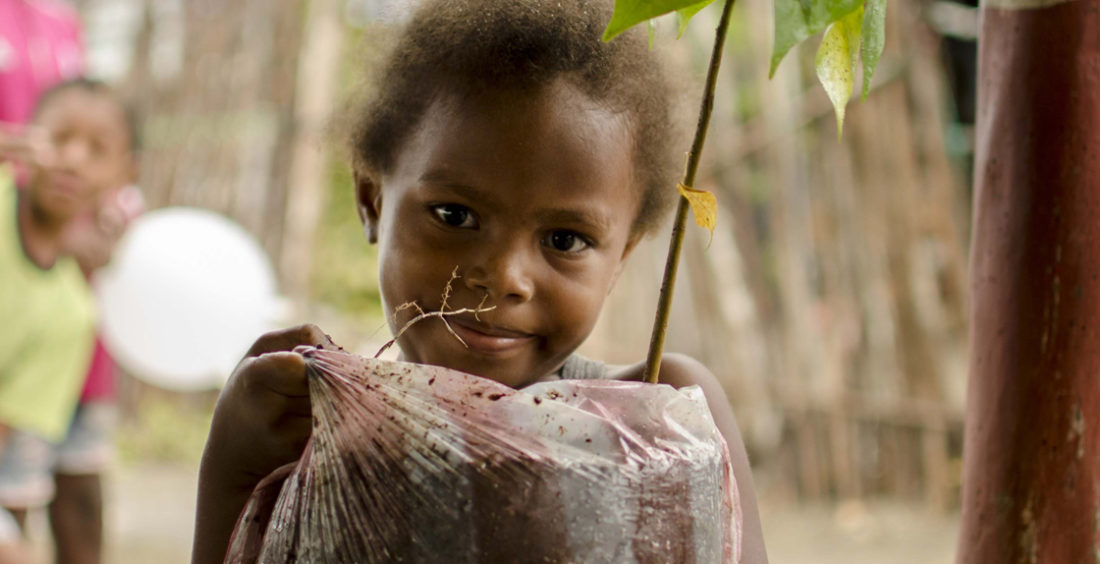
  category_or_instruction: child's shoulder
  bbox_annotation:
[607,352,724,394]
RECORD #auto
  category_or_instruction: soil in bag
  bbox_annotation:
[225,348,742,563]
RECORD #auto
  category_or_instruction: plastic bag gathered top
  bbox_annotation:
[225,348,742,563]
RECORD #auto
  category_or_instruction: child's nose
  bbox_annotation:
[57,138,89,169]
[463,244,535,303]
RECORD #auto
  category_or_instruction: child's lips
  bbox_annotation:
[449,318,536,354]
[45,172,86,199]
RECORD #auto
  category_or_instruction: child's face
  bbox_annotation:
[360,80,642,387]
[30,89,135,222]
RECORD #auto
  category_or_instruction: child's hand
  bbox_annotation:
[193,324,335,564]
[0,122,41,164]
[0,123,53,169]
[206,324,334,487]
[63,185,145,272]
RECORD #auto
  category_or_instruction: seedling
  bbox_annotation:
[603,0,887,383]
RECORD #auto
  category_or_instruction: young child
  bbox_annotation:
[0,77,137,564]
[194,1,766,562]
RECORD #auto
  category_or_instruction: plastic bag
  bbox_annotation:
[225,348,742,563]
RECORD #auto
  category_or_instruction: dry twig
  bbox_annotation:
[374,267,496,358]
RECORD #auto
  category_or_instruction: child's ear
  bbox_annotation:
[354,169,382,244]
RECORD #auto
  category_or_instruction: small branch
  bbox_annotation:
[643,0,737,384]
[473,293,490,321]
[374,268,496,358]
[440,266,459,311]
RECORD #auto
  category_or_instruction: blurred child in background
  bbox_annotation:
[0,78,138,564]
[0,2,87,559]
[3,4,141,562]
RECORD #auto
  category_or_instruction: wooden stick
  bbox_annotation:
[643,0,737,384]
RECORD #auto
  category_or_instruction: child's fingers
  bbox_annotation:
[226,352,311,447]
[0,124,53,167]
[207,355,313,493]
[0,135,34,162]
[237,351,310,399]
[244,324,337,358]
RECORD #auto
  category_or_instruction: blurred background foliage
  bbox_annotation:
[311,152,382,322]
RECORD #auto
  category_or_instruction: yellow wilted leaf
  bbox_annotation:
[814,6,863,139]
[677,183,717,242]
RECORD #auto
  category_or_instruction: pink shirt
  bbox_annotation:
[0,0,84,124]
[80,338,114,401]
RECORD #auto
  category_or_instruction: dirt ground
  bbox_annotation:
[25,463,197,564]
[758,497,958,563]
[10,462,962,563]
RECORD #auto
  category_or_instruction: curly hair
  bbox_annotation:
[347,0,678,236]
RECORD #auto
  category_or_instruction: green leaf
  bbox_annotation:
[603,0,718,41]
[770,0,863,77]
[860,0,887,99]
[814,6,862,138]
[647,18,657,48]
[676,0,713,38]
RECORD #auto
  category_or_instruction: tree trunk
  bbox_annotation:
[958,0,1100,560]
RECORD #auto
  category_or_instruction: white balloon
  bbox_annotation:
[95,207,282,391]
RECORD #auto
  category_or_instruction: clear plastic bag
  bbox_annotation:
[225,348,742,563]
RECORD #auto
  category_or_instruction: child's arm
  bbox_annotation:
[613,354,769,564]
[191,325,334,564]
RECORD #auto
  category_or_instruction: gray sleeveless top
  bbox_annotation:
[553,354,608,380]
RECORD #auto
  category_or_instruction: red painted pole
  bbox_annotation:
[958,0,1100,561]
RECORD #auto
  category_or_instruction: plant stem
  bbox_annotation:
[643,0,736,384]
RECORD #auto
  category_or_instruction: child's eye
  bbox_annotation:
[543,230,591,253]
[431,204,478,229]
